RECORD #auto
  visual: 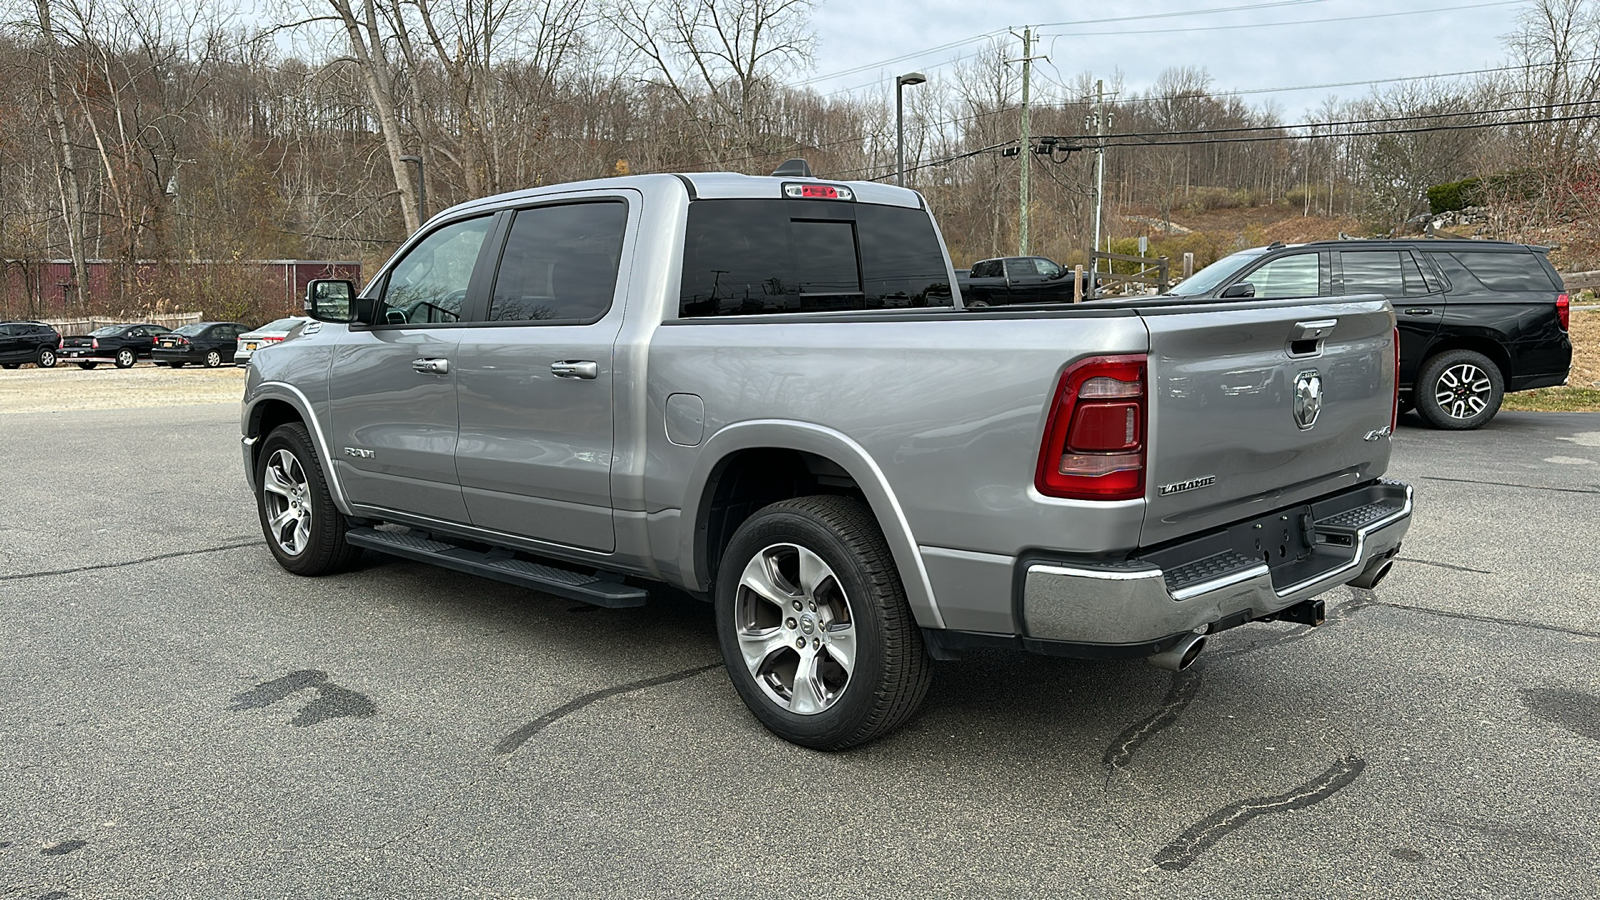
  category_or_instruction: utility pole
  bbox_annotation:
[1018,28,1032,256]
[1089,79,1108,275]
[1008,27,1046,257]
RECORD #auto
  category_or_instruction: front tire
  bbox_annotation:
[1416,349,1503,430]
[204,350,222,368]
[715,495,932,750]
[255,423,361,576]
[37,348,57,368]
[114,348,136,368]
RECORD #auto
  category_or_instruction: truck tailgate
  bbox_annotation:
[1138,296,1395,547]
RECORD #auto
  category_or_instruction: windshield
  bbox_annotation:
[89,325,125,336]
[173,323,210,336]
[1165,248,1270,297]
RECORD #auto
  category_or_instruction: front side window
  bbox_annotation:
[1243,253,1320,299]
[488,201,628,323]
[1033,258,1064,278]
[679,199,951,317]
[380,216,493,325]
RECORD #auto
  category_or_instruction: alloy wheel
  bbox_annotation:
[1433,362,1493,420]
[260,448,313,556]
[733,543,858,715]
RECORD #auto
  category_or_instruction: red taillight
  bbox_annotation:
[91,338,99,349]
[1036,355,1147,501]
[1391,326,1401,431]
[1557,293,1570,331]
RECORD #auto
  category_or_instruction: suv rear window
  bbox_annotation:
[1440,251,1557,293]
[679,199,952,317]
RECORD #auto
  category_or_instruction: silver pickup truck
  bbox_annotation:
[241,168,1412,749]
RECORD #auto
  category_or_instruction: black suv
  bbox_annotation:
[0,321,62,369]
[1168,239,1571,429]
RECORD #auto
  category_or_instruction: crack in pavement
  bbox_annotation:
[1419,475,1600,495]
[0,539,261,582]
[1371,601,1600,639]
[494,663,723,755]
[1104,669,1203,776]
[1153,756,1366,871]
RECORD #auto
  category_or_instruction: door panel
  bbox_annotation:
[454,197,633,553]
[328,214,495,522]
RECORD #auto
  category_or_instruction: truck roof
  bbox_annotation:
[429,171,925,225]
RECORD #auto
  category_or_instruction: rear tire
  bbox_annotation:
[254,423,361,576]
[37,348,57,368]
[715,495,932,750]
[114,348,136,368]
[1415,349,1503,430]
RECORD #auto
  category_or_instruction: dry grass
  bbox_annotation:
[0,363,245,415]
[1502,307,1599,412]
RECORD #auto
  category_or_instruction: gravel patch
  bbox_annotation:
[0,363,246,414]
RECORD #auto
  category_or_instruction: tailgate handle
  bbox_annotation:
[1292,318,1337,340]
[1288,318,1337,358]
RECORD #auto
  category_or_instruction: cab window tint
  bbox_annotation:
[1341,251,1428,297]
[380,216,493,324]
[488,201,628,323]
[679,199,951,317]
[1244,253,1319,299]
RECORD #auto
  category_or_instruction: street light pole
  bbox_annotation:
[399,154,426,225]
[895,72,926,187]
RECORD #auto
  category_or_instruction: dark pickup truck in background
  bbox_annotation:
[955,256,1095,305]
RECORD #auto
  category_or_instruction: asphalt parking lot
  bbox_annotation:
[1,382,1597,898]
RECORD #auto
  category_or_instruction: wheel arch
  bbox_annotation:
[1412,335,1510,390]
[243,384,352,515]
[681,421,945,629]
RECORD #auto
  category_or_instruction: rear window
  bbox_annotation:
[678,199,952,317]
[1444,251,1557,293]
[173,323,210,336]
[89,325,124,336]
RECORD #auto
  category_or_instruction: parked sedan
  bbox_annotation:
[234,316,310,366]
[0,321,62,368]
[57,323,173,369]
[152,321,250,368]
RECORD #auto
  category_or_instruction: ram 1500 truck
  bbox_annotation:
[241,168,1412,749]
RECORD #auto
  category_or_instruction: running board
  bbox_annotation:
[344,526,648,608]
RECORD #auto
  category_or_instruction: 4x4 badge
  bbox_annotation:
[1293,370,1323,430]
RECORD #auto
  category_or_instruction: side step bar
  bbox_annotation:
[344,527,648,608]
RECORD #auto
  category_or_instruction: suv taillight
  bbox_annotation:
[1036,355,1147,501]
[1557,293,1570,331]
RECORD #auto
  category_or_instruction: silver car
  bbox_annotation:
[234,316,310,366]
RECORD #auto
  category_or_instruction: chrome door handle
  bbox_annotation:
[412,358,450,375]
[551,360,598,380]
[1404,308,1435,316]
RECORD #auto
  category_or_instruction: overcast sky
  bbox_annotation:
[803,0,1533,119]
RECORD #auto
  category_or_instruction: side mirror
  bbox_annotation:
[1220,281,1256,299]
[305,279,357,323]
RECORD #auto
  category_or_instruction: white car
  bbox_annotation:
[235,316,310,366]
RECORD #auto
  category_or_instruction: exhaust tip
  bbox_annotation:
[1148,633,1207,672]
[1350,559,1394,590]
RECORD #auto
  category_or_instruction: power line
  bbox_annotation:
[1093,111,1600,149]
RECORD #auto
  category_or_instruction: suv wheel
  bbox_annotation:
[255,423,361,576]
[1416,349,1503,430]
[715,495,932,750]
[37,347,56,368]
[113,348,136,368]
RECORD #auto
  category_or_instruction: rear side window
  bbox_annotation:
[679,199,952,317]
[1446,251,1557,292]
[1340,251,1429,297]
[488,201,628,324]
